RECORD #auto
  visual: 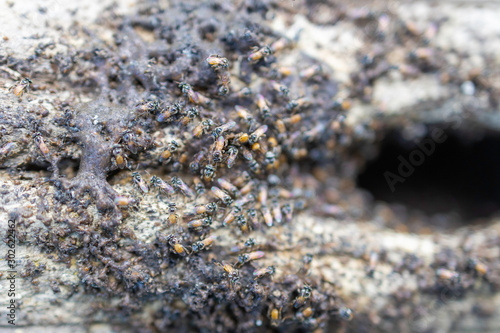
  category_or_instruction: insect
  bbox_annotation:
[166,235,189,256]
[237,214,248,233]
[207,54,229,70]
[150,175,175,195]
[181,107,199,126]
[192,235,216,252]
[188,216,213,229]
[114,195,137,207]
[248,45,272,63]
[122,131,138,154]
[179,82,211,106]
[270,37,290,53]
[366,251,379,277]
[287,97,311,111]
[193,176,205,195]
[269,307,282,327]
[238,251,265,266]
[256,94,271,117]
[33,132,50,159]
[246,208,260,229]
[189,202,218,216]
[211,186,233,205]
[467,258,488,277]
[299,64,322,81]
[168,212,179,225]
[157,104,180,122]
[271,200,282,224]
[193,119,215,138]
[301,307,313,318]
[189,150,205,172]
[269,80,289,97]
[232,87,252,99]
[171,176,194,198]
[258,185,268,205]
[339,307,353,321]
[245,238,256,248]
[212,120,236,139]
[223,206,242,226]
[9,78,32,97]
[233,193,255,209]
[159,149,173,164]
[135,100,160,115]
[217,262,239,284]
[253,265,275,279]
[203,164,216,182]
[217,178,239,197]
[217,70,231,96]
[111,145,127,169]
[284,114,302,125]
[168,140,180,152]
[226,146,238,168]
[235,105,253,123]
[212,135,225,162]
[233,171,251,187]
[167,202,177,214]
[249,125,268,145]
[235,133,249,144]
[264,151,276,166]
[0,142,16,160]
[248,159,261,174]
[436,268,460,282]
[294,285,312,308]
[261,205,273,227]
[132,172,149,194]
[299,253,313,275]
[240,180,254,195]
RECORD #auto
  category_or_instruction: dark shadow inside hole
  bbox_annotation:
[357,126,500,224]
[58,158,80,179]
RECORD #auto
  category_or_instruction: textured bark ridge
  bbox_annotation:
[0,1,499,332]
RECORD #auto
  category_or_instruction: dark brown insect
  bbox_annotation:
[111,145,127,169]
[207,54,229,70]
[226,146,238,168]
[217,262,239,284]
[33,133,50,159]
[192,235,216,252]
[256,94,271,117]
[9,78,32,97]
[249,125,268,145]
[181,107,199,126]
[253,265,275,279]
[157,104,180,122]
[188,216,212,229]
[150,175,175,195]
[293,285,312,308]
[171,176,194,198]
[248,45,272,63]
[0,142,16,159]
[238,250,265,266]
[212,120,236,139]
[179,82,211,106]
[217,70,231,96]
[114,195,137,207]
[132,172,149,194]
[211,186,233,205]
[212,135,225,162]
[135,100,160,115]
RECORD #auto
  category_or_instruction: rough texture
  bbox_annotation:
[0,1,499,332]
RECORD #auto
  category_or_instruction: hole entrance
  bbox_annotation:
[357,125,500,227]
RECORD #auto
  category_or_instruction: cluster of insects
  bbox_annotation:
[89,32,347,327]
[0,1,366,330]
